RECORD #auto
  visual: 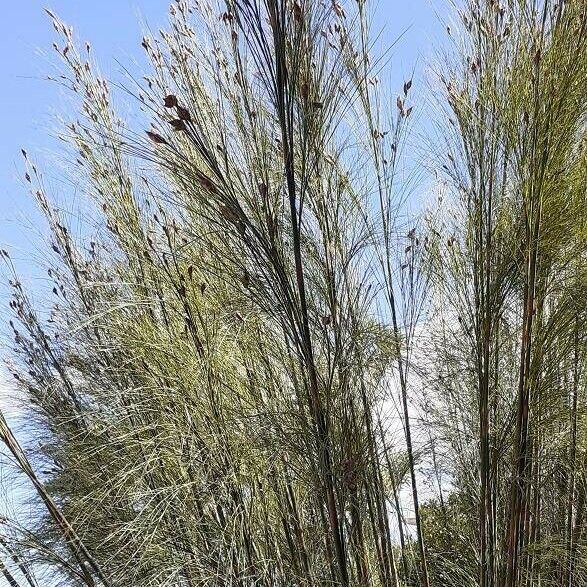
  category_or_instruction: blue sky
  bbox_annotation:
[0,0,445,271]
[0,1,167,270]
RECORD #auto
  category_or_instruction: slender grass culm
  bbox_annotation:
[0,1,586,587]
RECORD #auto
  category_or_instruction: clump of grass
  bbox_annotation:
[0,1,428,586]
[1,1,586,587]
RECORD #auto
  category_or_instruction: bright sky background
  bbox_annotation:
[0,0,447,271]
[0,1,448,584]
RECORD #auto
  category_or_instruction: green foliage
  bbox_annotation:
[421,494,477,587]
[0,1,586,586]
